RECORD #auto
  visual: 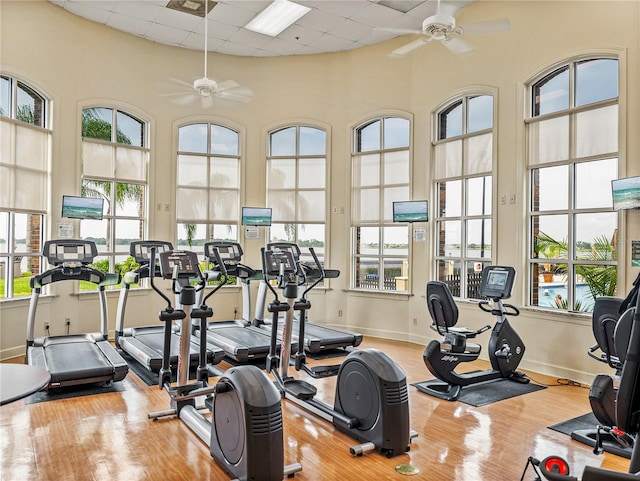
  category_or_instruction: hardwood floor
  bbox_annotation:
[0,337,631,481]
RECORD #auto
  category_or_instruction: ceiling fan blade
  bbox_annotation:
[168,77,195,89]
[443,36,474,54]
[375,27,423,35]
[390,37,432,57]
[460,19,510,36]
[217,87,254,103]
[216,79,240,91]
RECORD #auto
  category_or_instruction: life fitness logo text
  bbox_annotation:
[441,355,459,363]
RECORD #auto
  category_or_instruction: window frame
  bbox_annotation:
[432,92,496,300]
[525,56,620,312]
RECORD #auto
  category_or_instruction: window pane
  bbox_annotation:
[357,153,380,186]
[212,224,237,242]
[299,127,326,156]
[269,158,296,189]
[270,224,293,243]
[80,219,108,250]
[114,183,143,216]
[438,100,462,139]
[575,59,618,107]
[437,220,461,257]
[298,224,325,251]
[466,262,489,299]
[466,219,491,258]
[383,226,408,255]
[210,189,237,221]
[466,176,492,216]
[210,157,239,189]
[437,181,462,218]
[15,124,48,170]
[116,111,143,147]
[115,219,142,249]
[383,150,409,185]
[178,155,207,187]
[531,165,568,212]
[533,66,569,116]
[356,120,380,152]
[14,168,47,212]
[298,158,325,189]
[383,117,409,149]
[178,124,207,153]
[383,186,410,222]
[358,189,380,222]
[82,108,112,141]
[16,81,44,127]
[270,127,296,156]
[176,188,207,220]
[297,191,325,221]
[574,212,617,261]
[575,104,618,158]
[576,264,617,302]
[466,133,492,175]
[575,158,617,209]
[434,140,462,178]
[355,257,379,289]
[211,125,238,155]
[436,259,462,297]
[357,227,379,255]
[532,214,568,259]
[383,258,404,290]
[0,76,10,118]
[269,190,296,222]
[468,95,493,133]
[0,212,7,253]
[528,116,570,165]
[177,223,206,249]
[83,142,114,178]
[115,147,146,182]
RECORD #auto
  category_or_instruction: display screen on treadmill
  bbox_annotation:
[486,270,507,289]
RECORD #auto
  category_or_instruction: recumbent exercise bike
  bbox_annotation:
[418,265,528,401]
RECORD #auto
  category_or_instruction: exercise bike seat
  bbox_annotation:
[426,281,491,339]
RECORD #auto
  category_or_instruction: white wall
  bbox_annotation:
[1,0,638,384]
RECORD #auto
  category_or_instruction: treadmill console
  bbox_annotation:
[263,249,297,276]
[43,239,97,266]
[479,265,516,300]
[158,250,202,280]
[205,241,243,271]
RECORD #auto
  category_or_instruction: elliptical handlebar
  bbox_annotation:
[149,246,174,311]
[202,246,229,305]
[301,247,324,299]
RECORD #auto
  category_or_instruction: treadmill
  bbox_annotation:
[26,239,129,389]
[115,240,224,373]
[253,242,363,354]
[197,241,292,363]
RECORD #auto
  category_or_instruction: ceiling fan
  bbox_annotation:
[383,0,510,57]
[161,0,253,107]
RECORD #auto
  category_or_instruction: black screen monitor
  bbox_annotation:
[241,207,272,226]
[393,200,428,223]
[61,195,104,220]
[612,176,640,211]
[479,265,516,300]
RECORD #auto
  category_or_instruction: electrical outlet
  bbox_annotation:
[44,321,49,330]
[413,317,417,325]
[338,309,343,317]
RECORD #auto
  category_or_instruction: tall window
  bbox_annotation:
[267,125,327,264]
[81,107,148,282]
[0,75,49,299]
[433,94,494,299]
[527,57,619,312]
[352,116,410,292]
[176,122,240,254]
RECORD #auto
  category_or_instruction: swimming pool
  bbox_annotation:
[538,283,595,311]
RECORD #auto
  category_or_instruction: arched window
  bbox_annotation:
[176,122,241,253]
[0,75,49,298]
[351,116,411,292]
[267,125,327,264]
[433,94,494,299]
[80,106,149,284]
[527,57,619,312]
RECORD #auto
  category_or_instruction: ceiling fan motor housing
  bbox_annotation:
[423,13,456,40]
[193,77,217,96]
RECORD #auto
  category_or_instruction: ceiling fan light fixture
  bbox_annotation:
[245,0,311,37]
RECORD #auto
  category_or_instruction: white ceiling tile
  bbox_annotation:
[309,33,356,52]
[350,2,404,26]
[205,19,241,40]
[145,22,191,46]
[296,8,348,31]
[106,12,153,37]
[328,18,373,42]
[58,2,113,24]
[277,24,325,45]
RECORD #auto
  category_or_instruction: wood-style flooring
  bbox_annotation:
[0,337,632,480]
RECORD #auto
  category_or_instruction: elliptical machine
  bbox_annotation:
[261,245,415,457]
[418,265,528,401]
[147,247,301,481]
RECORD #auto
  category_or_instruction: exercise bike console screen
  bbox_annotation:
[158,250,201,280]
[479,266,516,300]
[264,250,297,276]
